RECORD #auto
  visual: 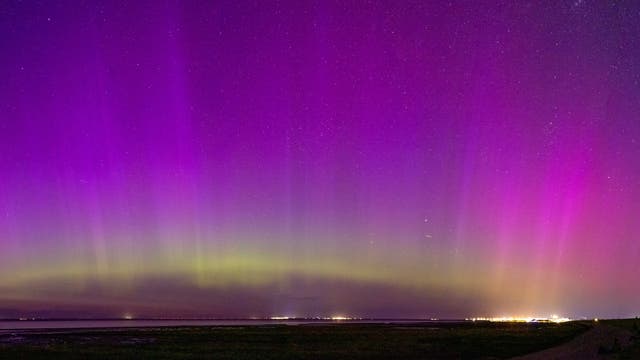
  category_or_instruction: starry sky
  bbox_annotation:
[1,1,639,319]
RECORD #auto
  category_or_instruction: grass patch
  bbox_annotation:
[0,321,591,359]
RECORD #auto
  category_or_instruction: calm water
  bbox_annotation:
[0,319,449,330]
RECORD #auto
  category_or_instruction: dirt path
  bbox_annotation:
[512,324,633,360]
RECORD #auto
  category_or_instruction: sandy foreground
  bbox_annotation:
[513,324,634,360]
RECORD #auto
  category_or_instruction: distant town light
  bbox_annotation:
[468,315,571,323]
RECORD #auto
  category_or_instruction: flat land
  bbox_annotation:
[0,319,638,359]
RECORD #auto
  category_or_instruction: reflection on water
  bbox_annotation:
[0,319,454,330]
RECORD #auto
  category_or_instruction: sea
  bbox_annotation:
[0,319,459,330]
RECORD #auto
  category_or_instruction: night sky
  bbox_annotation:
[1,1,639,319]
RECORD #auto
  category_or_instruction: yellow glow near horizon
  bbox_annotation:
[0,246,498,295]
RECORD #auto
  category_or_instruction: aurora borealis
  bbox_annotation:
[1,1,639,319]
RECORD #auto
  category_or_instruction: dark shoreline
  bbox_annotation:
[0,320,597,359]
[3,319,638,359]
[0,318,469,331]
